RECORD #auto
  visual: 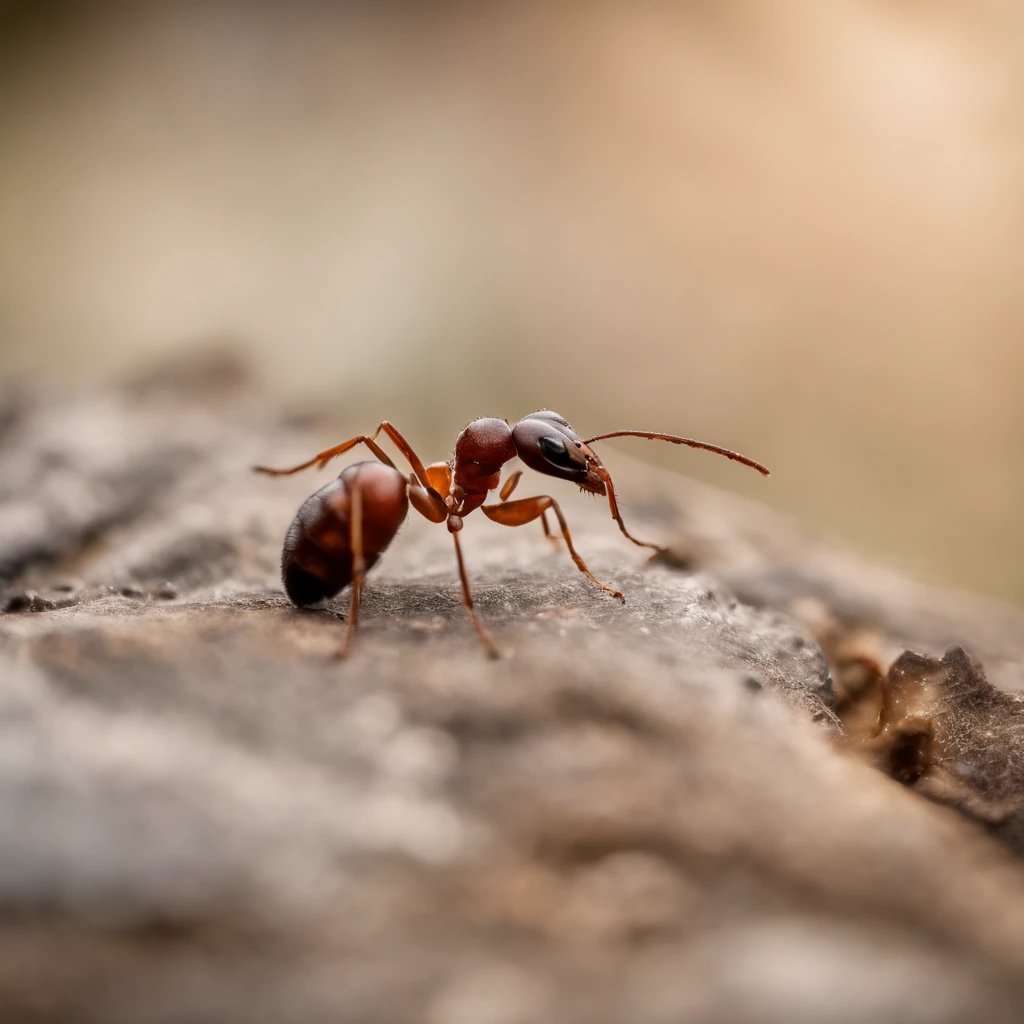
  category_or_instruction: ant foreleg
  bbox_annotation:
[482,496,624,601]
[596,469,664,553]
[451,530,499,658]
[498,470,556,544]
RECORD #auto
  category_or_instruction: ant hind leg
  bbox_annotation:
[334,474,366,659]
[254,421,441,495]
[254,435,396,477]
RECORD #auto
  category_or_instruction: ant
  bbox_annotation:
[254,412,768,658]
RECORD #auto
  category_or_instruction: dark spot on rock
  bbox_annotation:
[3,590,69,613]
[887,725,934,785]
[129,534,238,589]
[4,591,36,613]
[744,676,764,693]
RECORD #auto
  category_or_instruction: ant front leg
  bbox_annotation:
[498,471,557,544]
[596,469,665,554]
[482,495,624,601]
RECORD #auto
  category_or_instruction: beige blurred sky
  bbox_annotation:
[1,2,1023,603]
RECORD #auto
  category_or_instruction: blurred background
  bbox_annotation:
[1,1,1022,603]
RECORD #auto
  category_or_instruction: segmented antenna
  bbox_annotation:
[583,431,769,476]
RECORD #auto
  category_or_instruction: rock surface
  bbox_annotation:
[2,356,1024,1023]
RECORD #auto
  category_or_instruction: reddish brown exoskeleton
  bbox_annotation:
[254,412,768,658]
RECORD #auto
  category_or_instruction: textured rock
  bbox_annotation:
[3,355,1024,1023]
[842,645,1024,849]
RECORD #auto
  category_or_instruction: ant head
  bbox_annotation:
[511,411,607,494]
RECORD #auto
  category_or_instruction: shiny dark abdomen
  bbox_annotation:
[280,465,407,606]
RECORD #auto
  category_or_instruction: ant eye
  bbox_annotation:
[538,436,576,468]
[511,417,590,483]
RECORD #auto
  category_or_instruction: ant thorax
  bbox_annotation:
[450,417,517,514]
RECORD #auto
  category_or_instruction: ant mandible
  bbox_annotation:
[254,412,769,658]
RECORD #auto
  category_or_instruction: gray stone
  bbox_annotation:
[3,356,1024,1022]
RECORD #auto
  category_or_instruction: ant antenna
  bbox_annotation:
[583,431,770,477]
[585,430,769,551]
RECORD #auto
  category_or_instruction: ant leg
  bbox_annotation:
[596,469,664,553]
[335,473,366,659]
[408,479,448,523]
[482,496,625,601]
[376,421,439,493]
[255,434,396,476]
[499,470,557,544]
[255,421,440,496]
[405,460,453,524]
[425,460,453,498]
[499,470,522,500]
[539,510,556,543]
[451,530,499,658]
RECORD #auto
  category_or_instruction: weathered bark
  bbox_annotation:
[2,354,1024,1023]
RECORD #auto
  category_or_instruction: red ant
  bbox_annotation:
[254,412,768,658]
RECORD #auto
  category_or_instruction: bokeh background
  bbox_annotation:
[2,2,1022,603]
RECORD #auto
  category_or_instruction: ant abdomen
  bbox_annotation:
[281,461,409,607]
